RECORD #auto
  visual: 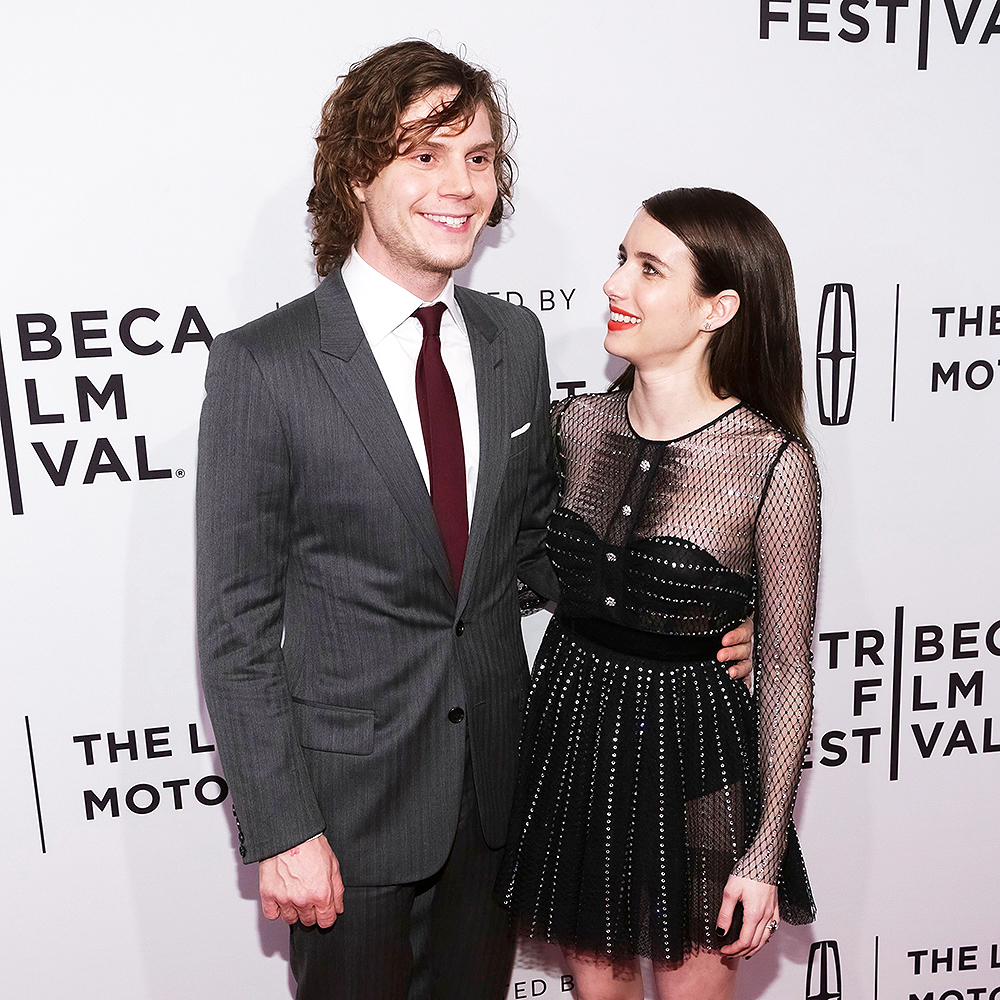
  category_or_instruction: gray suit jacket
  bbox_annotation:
[196,268,558,884]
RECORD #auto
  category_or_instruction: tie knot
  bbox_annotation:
[413,302,447,339]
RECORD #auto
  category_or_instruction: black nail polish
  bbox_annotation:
[715,926,725,937]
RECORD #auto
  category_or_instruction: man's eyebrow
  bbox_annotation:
[408,136,497,153]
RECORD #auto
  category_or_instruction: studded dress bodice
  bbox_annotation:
[547,390,820,886]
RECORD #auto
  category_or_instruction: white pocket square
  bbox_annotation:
[510,422,531,438]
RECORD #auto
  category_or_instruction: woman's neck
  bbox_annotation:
[628,363,737,441]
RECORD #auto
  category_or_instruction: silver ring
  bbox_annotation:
[766,919,779,933]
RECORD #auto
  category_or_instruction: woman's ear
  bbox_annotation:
[702,290,740,333]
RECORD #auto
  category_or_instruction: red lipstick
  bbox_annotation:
[607,305,641,332]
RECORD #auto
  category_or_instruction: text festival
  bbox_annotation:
[760,0,1000,69]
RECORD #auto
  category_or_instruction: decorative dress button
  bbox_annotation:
[448,707,465,723]
[454,620,465,636]
[622,505,632,516]
[605,597,616,607]
[606,552,617,562]
[640,459,651,472]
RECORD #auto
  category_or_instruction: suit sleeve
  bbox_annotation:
[513,310,560,603]
[196,332,325,864]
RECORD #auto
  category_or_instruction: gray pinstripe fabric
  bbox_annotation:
[196,268,558,884]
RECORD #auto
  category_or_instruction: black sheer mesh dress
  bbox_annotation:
[497,390,820,964]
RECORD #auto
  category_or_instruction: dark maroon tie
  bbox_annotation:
[413,303,468,590]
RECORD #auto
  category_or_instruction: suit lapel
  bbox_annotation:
[456,287,509,617]
[310,270,455,596]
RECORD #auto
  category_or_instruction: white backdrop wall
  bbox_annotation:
[2,3,998,998]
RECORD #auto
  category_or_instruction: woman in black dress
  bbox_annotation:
[499,188,819,999]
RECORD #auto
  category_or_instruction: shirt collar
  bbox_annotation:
[341,248,465,346]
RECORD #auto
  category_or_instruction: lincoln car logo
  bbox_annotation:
[806,940,843,1000]
[816,283,857,426]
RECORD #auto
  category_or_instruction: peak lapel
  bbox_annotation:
[310,270,455,597]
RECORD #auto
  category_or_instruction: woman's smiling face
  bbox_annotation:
[602,209,713,371]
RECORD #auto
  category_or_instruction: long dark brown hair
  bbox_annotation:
[307,40,516,277]
[609,187,811,451]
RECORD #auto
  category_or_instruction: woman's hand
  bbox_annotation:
[718,617,754,683]
[716,874,779,959]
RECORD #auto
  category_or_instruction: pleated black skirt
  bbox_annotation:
[497,617,814,964]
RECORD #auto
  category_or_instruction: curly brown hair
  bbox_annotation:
[307,39,517,277]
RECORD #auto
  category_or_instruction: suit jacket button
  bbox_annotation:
[448,707,465,724]
[454,620,465,636]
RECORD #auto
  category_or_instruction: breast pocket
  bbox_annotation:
[508,421,532,460]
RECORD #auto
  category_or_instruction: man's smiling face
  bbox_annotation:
[352,88,498,297]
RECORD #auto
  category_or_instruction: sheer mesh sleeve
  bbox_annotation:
[732,439,820,885]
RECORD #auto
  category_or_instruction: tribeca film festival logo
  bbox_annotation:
[760,0,1000,69]
[23,716,228,853]
[0,305,212,516]
[806,607,1000,777]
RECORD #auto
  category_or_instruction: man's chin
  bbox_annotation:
[422,246,477,276]
[431,222,491,272]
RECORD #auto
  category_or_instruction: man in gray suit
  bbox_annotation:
[197,39,751,1000]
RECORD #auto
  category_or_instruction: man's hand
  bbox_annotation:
[259,834,345,928]
[718,617,754,682]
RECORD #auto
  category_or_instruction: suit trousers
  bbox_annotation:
[289,747,516,1000]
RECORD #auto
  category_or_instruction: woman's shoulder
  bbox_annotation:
[731,405,786,444]
[772,436,820,496]
[726,407,819,496]
[552,389,627,438]
[735,407,812,458]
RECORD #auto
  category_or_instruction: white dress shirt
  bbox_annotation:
[340,249,479,524]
